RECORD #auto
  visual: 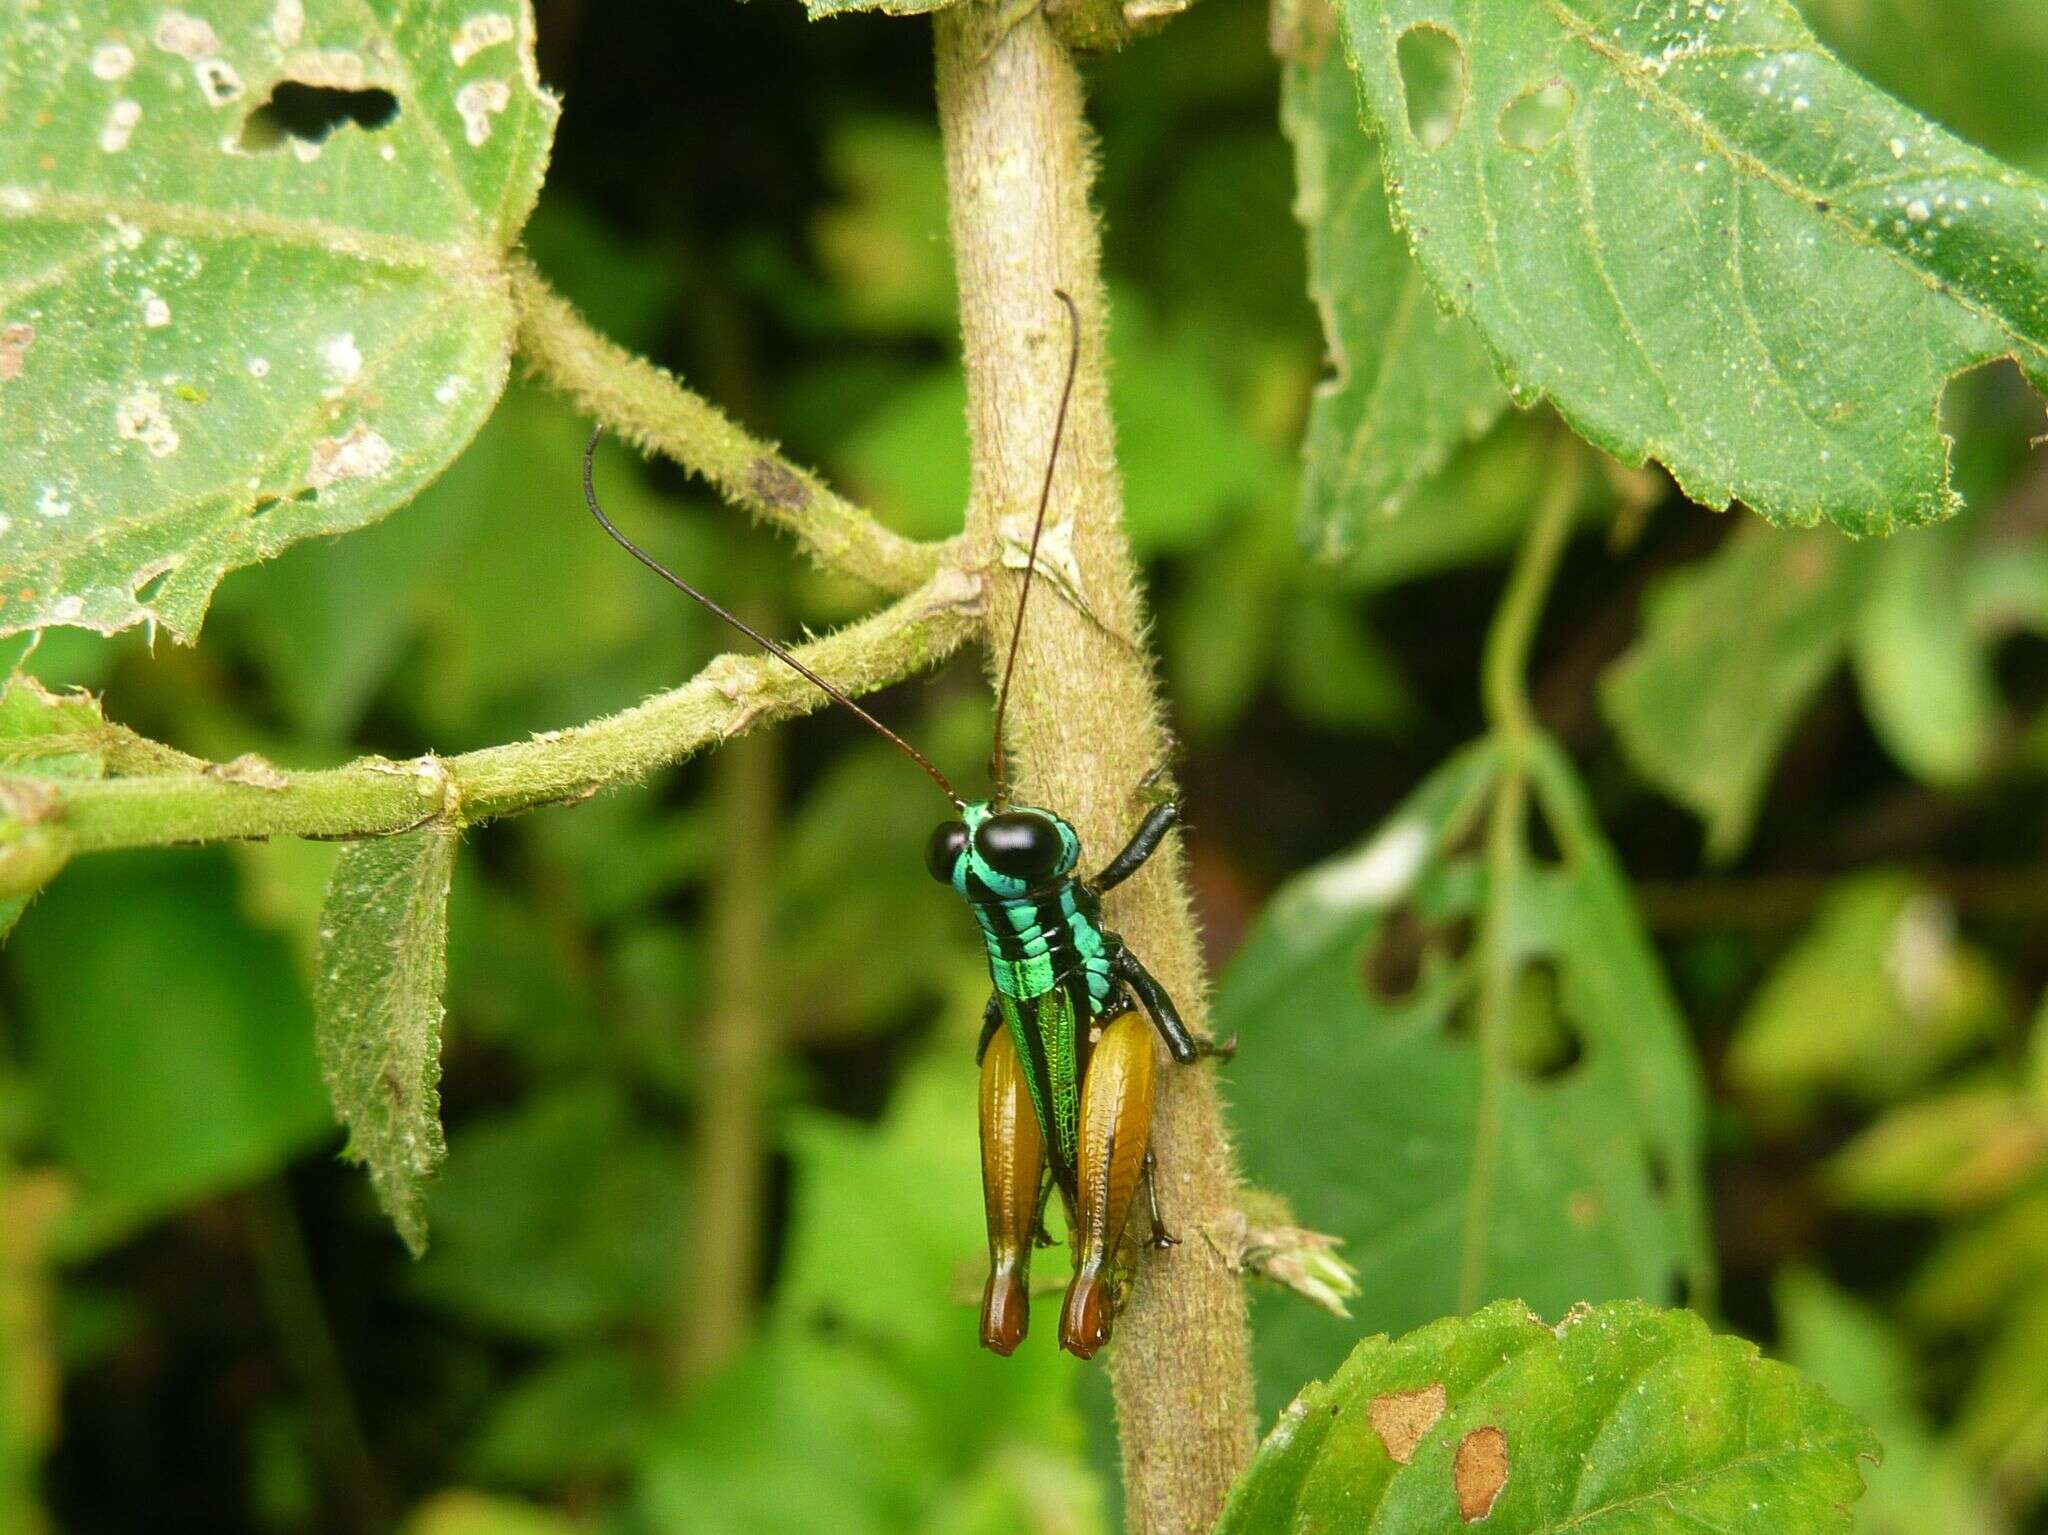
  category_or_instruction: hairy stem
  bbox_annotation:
[512,261,946,594]
[1461,438,1583,1313]
[36,573,978,855]
[935,11,1255,1531]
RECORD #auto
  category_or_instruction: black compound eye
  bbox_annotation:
[926,821,969,883]
[975,811,1063,881]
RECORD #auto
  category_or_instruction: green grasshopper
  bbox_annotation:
[582,291,1222,1358]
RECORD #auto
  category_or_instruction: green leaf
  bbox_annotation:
[314,823,459,1255]
[1776,1269,2008,1535]
[1853,522,2001,785]
[1217,1298,1878,1534]
[0,0,558,641]
[1823,1080,2041,1214]
[1728,874,2003,1106]
[1340,0,2048,533]
[1218,740,1710,1412]
[10,850,334,1241]
[1282,0,1508,561]
[413,1082,685,1339]
[1803,0,2048,177]
[1603,525,1870,860]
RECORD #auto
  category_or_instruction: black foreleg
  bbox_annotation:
[1094,801,1179,894]
[1112,945,1202,1064]
[976,995,1004,1064]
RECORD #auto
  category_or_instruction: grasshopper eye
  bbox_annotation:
[976,811,1063,881]
[926,820,969,883]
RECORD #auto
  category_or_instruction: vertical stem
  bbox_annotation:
[243,1180,390,1533]
[674,638,781,1387]
[1459,438,1582,1313]
[934,12,1255,1533]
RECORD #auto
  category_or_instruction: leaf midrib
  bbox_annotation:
[0,186,482,272]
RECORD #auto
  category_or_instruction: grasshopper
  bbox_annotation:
[583,291,1223,1358]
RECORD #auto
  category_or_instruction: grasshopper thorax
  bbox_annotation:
[927,801,1081,900]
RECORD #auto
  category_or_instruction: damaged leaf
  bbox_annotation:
[314,822,459,1255]
[1340,0,2048,533]
[1218,740,1712,1411]
[1216,1299,1879,1534]
[1281,0,1507,560]
[0,1,558,641]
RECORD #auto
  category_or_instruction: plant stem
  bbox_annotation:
[243,1179,390,1532]
[934,11,1255,1531]
[673,604,781,1387]
[512,261,946,595]
[1460,437,1582,1315]
[34,572,978,856]
[1481,434,1582,752]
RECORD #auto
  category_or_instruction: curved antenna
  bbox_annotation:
[989,288,1081,806]
[583,429,961,807]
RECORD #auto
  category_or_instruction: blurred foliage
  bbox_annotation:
[0,1,2043,1532]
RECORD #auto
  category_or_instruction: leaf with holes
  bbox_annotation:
[1281,0,1507,561]
[1217,738,1710,1415]
[315,821,459,1255]
[0,1,557,641]
[1216,1298,1878,1534]
[1341,0,2048,533]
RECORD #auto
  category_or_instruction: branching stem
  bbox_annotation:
[513,261,947,594]
[33,572,978,856]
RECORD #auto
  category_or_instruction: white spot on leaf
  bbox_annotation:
[195,57,243,105]
[115,386,180,457]
[141,289,171,327]
[271,0,304,46]
[99,98,142,153]
[90,42,135,80]
[455,78,510,146]
[152,11,220,59]
[36,487,71,518]
[320,332,363,382]
[450,13,516,65]
[248,356,270,377]
[307,425,395,488]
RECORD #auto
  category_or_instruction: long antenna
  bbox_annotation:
[989,288,1081,806]
[583,429,961,807]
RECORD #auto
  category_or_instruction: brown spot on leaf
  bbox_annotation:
[1454,1426,1509,1521]
[748,457,811,511]
[0,323,32,381]
[1369,1382,1445,1464]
